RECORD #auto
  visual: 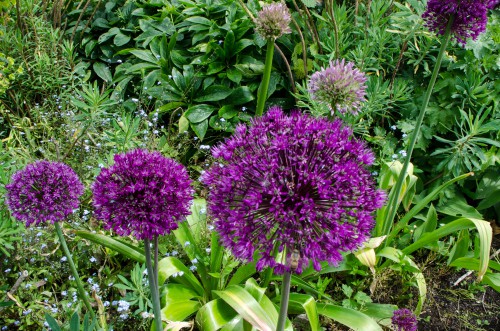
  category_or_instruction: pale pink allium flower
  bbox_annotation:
[255,2,292,40]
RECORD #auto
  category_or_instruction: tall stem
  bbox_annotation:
[276,270,292,331]
[145,237,162,331]
[382,20,453,237]
[54,222,95,319]
[256,39,275,117]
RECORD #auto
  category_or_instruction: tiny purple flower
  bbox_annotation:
[422,0,491,44]
[255,2,292,40]
[92,149,193,240]
[203,107,385,274]
[5,161,84,227]
[391,308,418,331]
[309,59,367,115]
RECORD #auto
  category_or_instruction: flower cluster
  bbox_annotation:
[391,308,418,331]
[92,149,193,240]
[422,0,494,44]
[203,107,385,274]
[309,59,367,115]
[254,2,292,40]
[5,161,84,226]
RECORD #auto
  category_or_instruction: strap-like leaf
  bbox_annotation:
[317,304,383,331]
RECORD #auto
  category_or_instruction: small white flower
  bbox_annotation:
[61,256,68,262]
[90,256,97,263]
[391,125,397,130]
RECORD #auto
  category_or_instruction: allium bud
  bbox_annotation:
[5,161,84,226]
[255,2,292,40]
[422,0,491,44]
[309,59,367,115]
[203,107,385,274]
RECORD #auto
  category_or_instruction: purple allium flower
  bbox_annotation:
[203,107,385,274]
[422,0,491,44]
[5,161,84,227]
[92,149,193,240]
[487,0,500,9]
[309,59,367,115]
[391,308,418,331]
[254,2,292,40]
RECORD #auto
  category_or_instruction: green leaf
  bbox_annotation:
[185,104,216,123]
[288,294,320,331]
[225,86,254,105]
[362,303,398,328]
[178,115,189,134]
[93,62,113,83]
[482,273,500,292]
[44,313,62,331]
[70,311,79,331]
[214,286,275,331]
[402,218,492,281]
[114,32,131,46]
[317,304,383,331]
[129,49,159,64]
[196,299,238,331]
[194,85,233,102]
[227,67,242,84]
[224,30,236,59]
[157,256,204,296]
[413,204,438,242]
[227,262,256,286]
[191,120,209,140]
[162,300,201,321]
[75,231,145,263]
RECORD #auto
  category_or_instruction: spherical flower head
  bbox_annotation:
[203,107,385,274]
[422,0,490,45]
[255,2,292,40]
[309,59,367,115]
[391,308,418,331]
[5,161,84,227]
[92,149,193,240]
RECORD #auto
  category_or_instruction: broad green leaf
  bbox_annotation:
[214,286,275,331]
[402,218,492,281]
[227,261,256,286]
[317,303,382,331]
[482,273,500,292]
[157,257,204,296]
[288,293,320,331]
[377,247,426,315]
[162,299,201,321]
[75,231,145,263]
[185,105,216,123]
[129,49,159,64]
[450,257,500,272]
[196,299,238,331]
[194,85,233,102]
[225,86,254,105]
[414,204,437,242]
[179,115,189,134]
[191,120,209,140]
[162,283,199,306]
[114,32,131,46]
[93,62,113,83]
[224,30,236,59]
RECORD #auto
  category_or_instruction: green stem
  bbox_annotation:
[54,222,95,319]
[255,39,275,117]
[276,270,292,331]
[381,19,454,238]
[145,237,162,331]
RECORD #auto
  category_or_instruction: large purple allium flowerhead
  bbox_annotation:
[255,2,292,40]
[422,0,491,44]
[391,308,418,331]
[5,161,84,227]
[203,107,385,274]
[92,149,193,240]
[309,59,367,116]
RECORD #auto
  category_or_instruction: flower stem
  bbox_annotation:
[145,237,163,331]
[256,39,275,117]
[54,222,95,320]
[276,270,292,331]
[382,19,453,237]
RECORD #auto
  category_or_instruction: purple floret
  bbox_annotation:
[92,149,193,240]
[422,0,490,44]
[203,107,385,274]
[392,308,418,331]
[6,161,84,226]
